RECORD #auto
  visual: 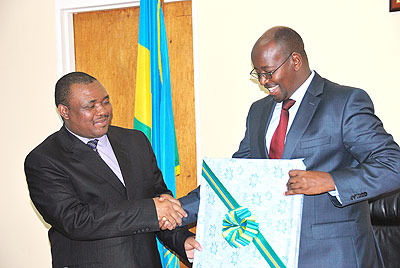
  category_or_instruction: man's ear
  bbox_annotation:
[58,104,70,120]
[292,52,303,71]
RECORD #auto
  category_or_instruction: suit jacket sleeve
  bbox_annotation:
[25,151,159,241]
[156,227,194,259]
[232,105,253,158]
[324,89,400,206]
[179,186,201,226]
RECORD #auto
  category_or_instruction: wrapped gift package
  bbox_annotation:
[193,158,305,268]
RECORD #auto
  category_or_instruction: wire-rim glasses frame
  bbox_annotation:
[250,52,294,80]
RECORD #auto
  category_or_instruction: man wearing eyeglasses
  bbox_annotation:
[178,26,400,267]
[234,26,400,267]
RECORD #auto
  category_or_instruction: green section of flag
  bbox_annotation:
[133,118,152,142]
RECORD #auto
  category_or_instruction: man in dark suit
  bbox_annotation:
[25,72,200,268]
[179,26,400,267]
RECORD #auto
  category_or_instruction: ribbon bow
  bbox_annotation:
[222,207,259,248]
[202,160,286,268]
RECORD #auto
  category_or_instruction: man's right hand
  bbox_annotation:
[153,195,186,230]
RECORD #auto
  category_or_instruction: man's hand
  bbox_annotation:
[285,170,336,196]
[159,194,187,217]
[153,195,187,230]
[184,236,202,260]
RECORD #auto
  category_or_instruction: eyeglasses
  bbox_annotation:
[250,52,294,80]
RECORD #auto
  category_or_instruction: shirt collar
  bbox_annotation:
[65,126,107,146]
[289,70,315,104]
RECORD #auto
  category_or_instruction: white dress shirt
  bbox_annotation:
[66,128,125,186]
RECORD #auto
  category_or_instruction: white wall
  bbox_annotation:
[0,0,59,267]
[195,0,400,159]
[1,0,399,267]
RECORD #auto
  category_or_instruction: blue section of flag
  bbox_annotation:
[151,2,177,196]
[137,1,179,267]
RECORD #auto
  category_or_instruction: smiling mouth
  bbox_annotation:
[94,116,109,127]
[266,84,279,94]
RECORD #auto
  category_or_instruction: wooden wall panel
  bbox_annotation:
[74,8,139,129]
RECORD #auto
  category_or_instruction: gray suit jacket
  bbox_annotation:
[232,72,400,267]
[25,125,192,268]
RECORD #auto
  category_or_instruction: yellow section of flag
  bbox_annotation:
[134,43,152,128]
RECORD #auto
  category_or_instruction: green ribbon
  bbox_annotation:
[202,160,286,268]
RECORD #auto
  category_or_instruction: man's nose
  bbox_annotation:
[258,75,270,86]
[96,104,107,115]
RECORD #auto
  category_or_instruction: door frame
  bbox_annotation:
[55,0,202,182]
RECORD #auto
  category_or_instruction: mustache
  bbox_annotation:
[94,114,111,122]
[100,113,111,118]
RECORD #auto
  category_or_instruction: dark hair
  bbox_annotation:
[274,27,307,61]
[55,72,97,107]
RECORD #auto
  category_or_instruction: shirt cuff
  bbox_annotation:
[328,186,342,204]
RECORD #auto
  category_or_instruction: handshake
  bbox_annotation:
[153,194,202,259]
[153,194,188,230]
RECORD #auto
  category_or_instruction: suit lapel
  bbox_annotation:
[258,97,276,159]
[107,131,135,199]
[282,73,324,159]
[60,127,127,197]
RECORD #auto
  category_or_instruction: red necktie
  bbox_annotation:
[269,99,296,159]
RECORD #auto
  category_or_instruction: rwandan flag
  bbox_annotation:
[134,0,180,267]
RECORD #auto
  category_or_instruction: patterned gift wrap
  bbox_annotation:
[193,158,305,268]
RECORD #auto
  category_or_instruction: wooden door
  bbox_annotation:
[73,2,197,266]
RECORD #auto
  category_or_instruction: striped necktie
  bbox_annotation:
[87,139,99,154]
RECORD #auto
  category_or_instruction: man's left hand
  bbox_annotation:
[285,170,335,196]
[184,236,202,260]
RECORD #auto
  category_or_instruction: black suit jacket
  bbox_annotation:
[25,125,192,268]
